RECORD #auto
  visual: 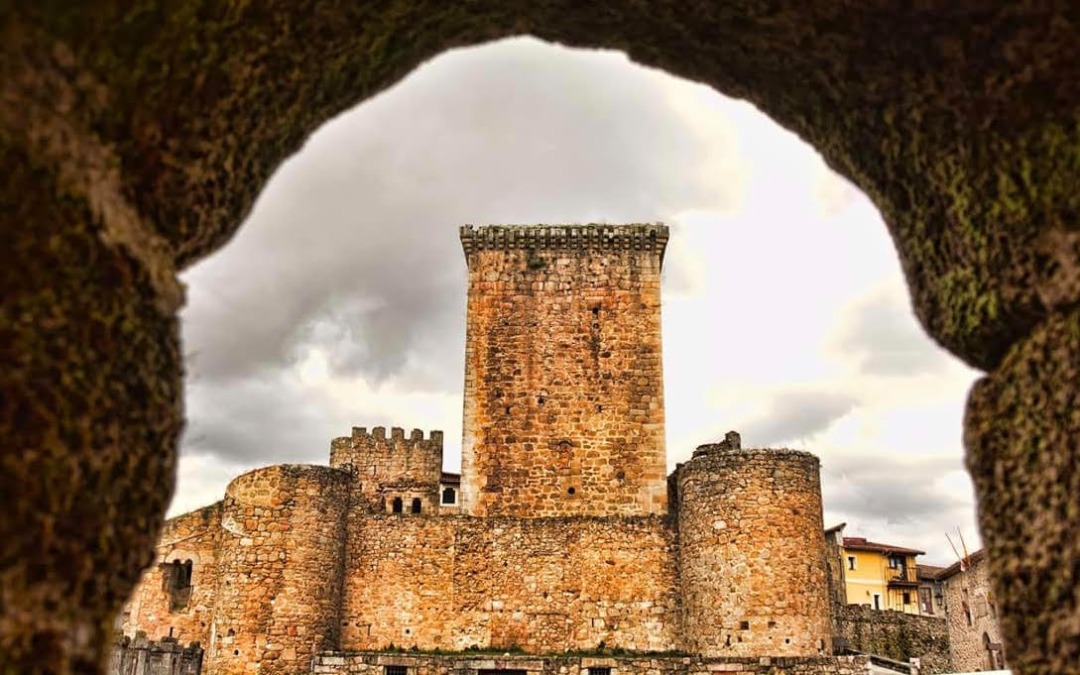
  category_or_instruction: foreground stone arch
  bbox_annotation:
[2,2,1077,673]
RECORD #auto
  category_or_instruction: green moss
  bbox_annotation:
[937,267,1000,338]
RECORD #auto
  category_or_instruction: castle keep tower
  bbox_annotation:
[460,224,668,517]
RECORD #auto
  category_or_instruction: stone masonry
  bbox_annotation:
[310,652,874,675]
[940,552,1007,672]
[460,225,668,518]
[118,225,837,675]
[676,435,832,657]
[833,605,950,674]
[110,635,203,675]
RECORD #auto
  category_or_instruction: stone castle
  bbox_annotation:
[119,225,838,675]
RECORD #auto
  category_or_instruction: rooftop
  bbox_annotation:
[916,564,949,580]
[842,537,925,556]
[938,549,986,579]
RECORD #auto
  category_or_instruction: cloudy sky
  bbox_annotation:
[176,37,983,564]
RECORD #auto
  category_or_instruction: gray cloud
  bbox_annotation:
[823,454,967,522]
[182,376,348,465]
[830,284,951,377]
[737,390,858,447]
[820,452,978,562]
[180,37,740,392]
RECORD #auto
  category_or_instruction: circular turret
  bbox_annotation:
[676,431,831,657]
[207,465,350,675]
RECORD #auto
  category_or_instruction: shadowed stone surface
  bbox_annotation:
[965,306,1080,674]
[0,143,183,670]
[2,2,1078,673]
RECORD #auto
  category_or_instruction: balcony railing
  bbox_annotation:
[887,566,918,585]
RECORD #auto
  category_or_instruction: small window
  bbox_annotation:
[392,497,403,514]
[385,667,407,675]
[847,556,856,570]
[162,559,193,612]
[442,487,456,505]
[411,498,422,514]
[873,594,881,610]
[903,591,912,604]
[588,668,611,675]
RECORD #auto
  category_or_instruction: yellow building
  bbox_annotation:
[841,536,924,614]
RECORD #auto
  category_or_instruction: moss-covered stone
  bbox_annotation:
[965,305,1080,675]
[0,142,183,670]
[3,2,1079,673]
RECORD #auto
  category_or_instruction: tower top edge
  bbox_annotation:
[459,223,669,254]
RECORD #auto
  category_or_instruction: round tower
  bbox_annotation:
[207,465,350,675]
[676,431,831,657]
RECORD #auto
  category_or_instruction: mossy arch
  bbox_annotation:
[3,3,1078,673]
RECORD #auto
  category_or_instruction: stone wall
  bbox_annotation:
[109,635,203,675]
[823,527,847,637]
[834,605,950,674]
[330,426,444,513]
[941,554,1007,672]
[120,503,223,646]
[340,513,679,653]
[206,465,351,675]
[311,651,872,675]
[459,225,669,518]
[675,438,832,657]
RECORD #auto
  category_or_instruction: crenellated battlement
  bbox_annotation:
[329,424,445,512]
[459,223,669,256]
[348,426,444,446]
[330,426,444,462]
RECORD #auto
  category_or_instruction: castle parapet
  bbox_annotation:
[460,224,669,257]
[330,425,444,514]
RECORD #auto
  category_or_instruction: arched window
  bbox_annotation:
[411,497,422,514]
[392,497,403,514]
[442,487,456,505]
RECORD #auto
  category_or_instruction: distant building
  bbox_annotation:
[841,537,924,614]
[939,550,1007,672]
[916,564,948,617]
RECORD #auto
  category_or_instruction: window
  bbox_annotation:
[902,591,912,604]
[588,668,611,675]
[385,666,407,675]
[411,497,422,514]
[873,594,881,610]
[442,487,457,505]
[919,587,934,615]
[847,556,856,570]
[162,559,193,612]
[392,497,403,514]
